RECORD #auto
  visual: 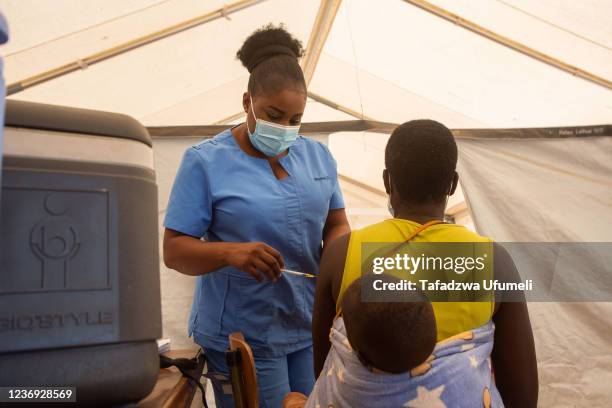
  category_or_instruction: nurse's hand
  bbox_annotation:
[225,242,284,282]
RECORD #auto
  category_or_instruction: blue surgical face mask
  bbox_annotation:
[247,96,300,157]
[387,198,395,218]
[387,171,395,217]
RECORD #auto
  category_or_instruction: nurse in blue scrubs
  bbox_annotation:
[163,25,350,407]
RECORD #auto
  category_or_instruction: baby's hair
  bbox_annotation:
[236,24,306,96]
[342,274,437,373]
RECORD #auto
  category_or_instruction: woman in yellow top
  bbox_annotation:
[312,120,538,407]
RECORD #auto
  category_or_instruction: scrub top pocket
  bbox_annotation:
[233,274,276,345]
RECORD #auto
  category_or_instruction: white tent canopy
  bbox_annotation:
[2,0,611,127]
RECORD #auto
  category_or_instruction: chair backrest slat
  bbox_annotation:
[228,332,259,408]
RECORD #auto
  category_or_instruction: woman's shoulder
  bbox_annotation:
[176,129,238,176]
[352,219,401,238]
[186,128,239,160]
[434,223,493,243]
[192,129,235,151]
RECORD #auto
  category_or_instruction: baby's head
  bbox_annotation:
[341,274,436,374]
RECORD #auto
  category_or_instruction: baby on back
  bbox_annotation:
[285,274,438,408]
[342,273,437,373]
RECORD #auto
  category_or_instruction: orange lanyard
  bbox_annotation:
[403,219,444,242]
[375,219,444,264]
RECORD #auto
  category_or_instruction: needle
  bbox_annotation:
[281,269,316,278]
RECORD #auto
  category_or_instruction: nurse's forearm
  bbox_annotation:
[163,229,283,280]
[163,233,236,276]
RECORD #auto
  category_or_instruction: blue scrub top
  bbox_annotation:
[164,129,345,356]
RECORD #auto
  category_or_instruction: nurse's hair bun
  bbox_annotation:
[237,23,304,73]
[237,24,306,95]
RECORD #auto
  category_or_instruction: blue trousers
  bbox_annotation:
[204,346,314,408]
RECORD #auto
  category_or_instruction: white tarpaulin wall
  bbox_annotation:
[457,133,612,407]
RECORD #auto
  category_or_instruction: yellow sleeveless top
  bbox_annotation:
[338,218,495,341]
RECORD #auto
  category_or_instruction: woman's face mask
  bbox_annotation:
[387,171,395,217]
[247,95,300,157]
